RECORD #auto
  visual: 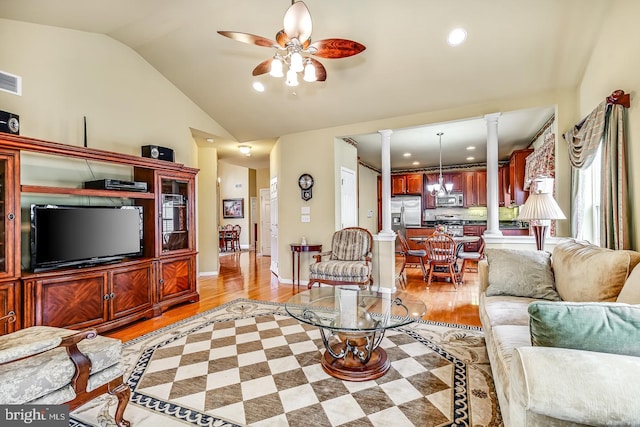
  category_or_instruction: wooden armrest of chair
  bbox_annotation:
[0,328,97,393]
[312,251,332,262]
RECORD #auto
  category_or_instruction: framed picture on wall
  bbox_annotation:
[223,198,244,218]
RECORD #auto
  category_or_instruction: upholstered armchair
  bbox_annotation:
[308,227,374,289]
[0,323,130,427]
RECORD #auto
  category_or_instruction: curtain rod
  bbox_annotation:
[607,90,630,107]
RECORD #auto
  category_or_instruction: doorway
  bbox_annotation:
[341,167,357,228]
[259,188,271,256]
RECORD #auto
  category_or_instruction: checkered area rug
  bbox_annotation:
[70,299,502,427]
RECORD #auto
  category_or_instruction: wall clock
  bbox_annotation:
[298,173,314,201]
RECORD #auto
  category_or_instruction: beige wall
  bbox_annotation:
[0,18,232,274]
[255,168,270,253]
[218,161,250,248]
[196,143,218,274]
[574,0,640,249]
[358,165,379,235]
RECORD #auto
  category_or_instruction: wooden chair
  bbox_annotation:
[458,237,485,281]
[308,227,373,289]
[425,231,459,289]
[0,320,130,427]
[396,231,428,283]
[231,224,241,251]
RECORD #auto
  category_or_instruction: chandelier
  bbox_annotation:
[426,132,453,197]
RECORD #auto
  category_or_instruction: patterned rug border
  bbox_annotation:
[71,298,490,427]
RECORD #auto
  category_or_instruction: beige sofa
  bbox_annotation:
[479,239,640,426]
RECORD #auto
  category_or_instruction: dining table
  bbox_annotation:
[409,235,480,256]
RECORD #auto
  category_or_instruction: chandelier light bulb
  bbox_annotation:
[269,57,284,78]
[285,68,299,86]
[290,51,304,72]
[303,60,317,82]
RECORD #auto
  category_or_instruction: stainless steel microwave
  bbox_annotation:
[436,192,464,207]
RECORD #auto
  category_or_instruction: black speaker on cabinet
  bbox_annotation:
[141,145,175,162]
[0,110,19,135]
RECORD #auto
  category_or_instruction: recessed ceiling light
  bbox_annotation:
[448,28,467,46]
[403,152,411,157]
[206,138,214,143]
[252,81,265,92]
[466,156,475,161]
[412,161,420,166]
[466,146,475,150]
[238,145,252,156]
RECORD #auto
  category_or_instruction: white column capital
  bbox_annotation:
[484,112,502,124]
[378,129,393,138]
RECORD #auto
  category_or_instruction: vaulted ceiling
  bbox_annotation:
[0,0,610,169]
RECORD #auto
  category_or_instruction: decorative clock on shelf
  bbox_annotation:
[298,173,314,201]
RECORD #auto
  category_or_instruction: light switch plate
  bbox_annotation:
[301,215,311,223]
[301,206,310,214]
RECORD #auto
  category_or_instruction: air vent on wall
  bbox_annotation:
[0,70,22,96]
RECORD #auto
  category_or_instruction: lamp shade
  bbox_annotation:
[517,192,566,220]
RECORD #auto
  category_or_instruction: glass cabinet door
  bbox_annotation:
[0,151,18,279]
[160,178,190,252]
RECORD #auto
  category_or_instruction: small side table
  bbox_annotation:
[290,244,323,289]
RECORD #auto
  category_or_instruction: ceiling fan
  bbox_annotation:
[218,1,365,86]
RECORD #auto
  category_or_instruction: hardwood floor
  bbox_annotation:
[105,251,481,342]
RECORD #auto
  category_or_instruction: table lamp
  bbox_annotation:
[517,191,566,251]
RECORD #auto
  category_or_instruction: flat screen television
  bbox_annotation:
[30,204,143,272]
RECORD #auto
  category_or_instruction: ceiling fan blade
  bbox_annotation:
[309,58,327,82]
[217,31,278,48]
[309,38,366,58]
[275,30,290,48]
[283,1,312,43]
[252,59,273,76]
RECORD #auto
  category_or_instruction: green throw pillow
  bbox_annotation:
[529,301,640,357]
[485,249,561,300]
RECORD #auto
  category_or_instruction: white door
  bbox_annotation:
[259,189,270,256]
[341,167,357,228]
[270,177,279,274]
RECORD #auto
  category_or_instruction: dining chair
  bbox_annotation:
[425,231,460,288]
[231,224,241,251]
[396,231,428,284]
[458,237,485,282]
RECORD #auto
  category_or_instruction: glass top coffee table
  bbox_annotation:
[285,287,427,381]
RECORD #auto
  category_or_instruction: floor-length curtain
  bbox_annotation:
[564,96,631,249]
[600,105,630,249]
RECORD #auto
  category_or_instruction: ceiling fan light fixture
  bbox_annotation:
[303,60,317,82]
[290,51,304,72]
[285,68,299,86]
[270,56,284,77]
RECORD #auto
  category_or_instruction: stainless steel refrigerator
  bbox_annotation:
[391,195,422,251]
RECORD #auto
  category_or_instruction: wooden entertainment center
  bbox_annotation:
[0,134,199,335]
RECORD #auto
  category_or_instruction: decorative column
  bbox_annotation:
[373,129,396,292]
[485,113,503,236]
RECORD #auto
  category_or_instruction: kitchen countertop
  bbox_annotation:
[421,220,529,230]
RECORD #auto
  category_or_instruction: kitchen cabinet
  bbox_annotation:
[498,165,510,206]
[463,170,487,207]
[424,173,438,209]
[462,225,486,252]
[509,149,534,206]
[443,172,464,192]
[404,228,433,263]
[501,228,530,236]
[391,173,423,195]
